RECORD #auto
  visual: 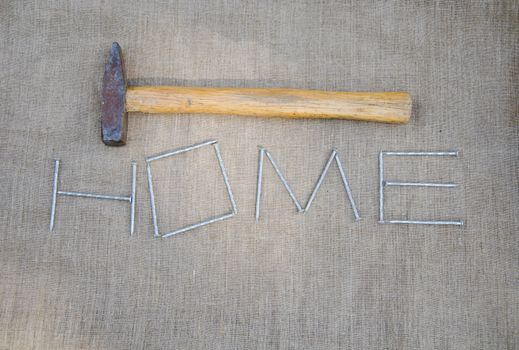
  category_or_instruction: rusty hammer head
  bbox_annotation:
[101,42,127,146]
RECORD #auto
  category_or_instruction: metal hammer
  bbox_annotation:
[102,42,411,146]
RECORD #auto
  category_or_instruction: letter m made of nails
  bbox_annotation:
[255,148,360,221]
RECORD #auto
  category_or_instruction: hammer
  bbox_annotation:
[102,42,411,146]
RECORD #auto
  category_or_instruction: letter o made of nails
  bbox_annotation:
[145,140,237,238]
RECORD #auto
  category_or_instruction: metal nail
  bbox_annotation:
[57,191,130,201]
[255,148,265,221]
[130,161,137,235]
[49,159,60,231]
[388,220,464,226]
[264,150,303,212]
[384,181,457,188]
[382,151,458,157]
[335,153,361,221]
[213,143,237,214]
[146,139,217,162]
[146,163,160,237]
[304,150,336,212]
[162,212,235,238]
[378,152,384,223]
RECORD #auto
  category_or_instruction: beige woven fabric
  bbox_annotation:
[1,1,517,349]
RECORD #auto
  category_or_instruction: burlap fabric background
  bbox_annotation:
[1,1,517,349]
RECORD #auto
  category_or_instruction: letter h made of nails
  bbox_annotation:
[50,160,137,234]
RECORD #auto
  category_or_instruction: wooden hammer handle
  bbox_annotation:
[126,86,411,124]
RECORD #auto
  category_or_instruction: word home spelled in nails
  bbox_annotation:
[50,141,463,237]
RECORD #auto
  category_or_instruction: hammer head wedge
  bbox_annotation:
[101,42,127,146]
